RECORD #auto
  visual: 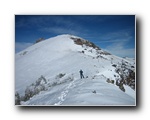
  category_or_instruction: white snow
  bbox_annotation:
[15,34,136,106]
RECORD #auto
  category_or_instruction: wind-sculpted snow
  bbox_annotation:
[15,34,135,106]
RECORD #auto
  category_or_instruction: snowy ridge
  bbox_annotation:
[15,34,135,106]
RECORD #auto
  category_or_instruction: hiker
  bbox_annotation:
[79,69,84,79]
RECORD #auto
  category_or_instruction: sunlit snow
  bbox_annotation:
[15,34,135,106]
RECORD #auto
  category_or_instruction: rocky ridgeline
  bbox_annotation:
[112,61,135,92]
[70,36,100,50]
[70,36,111,55]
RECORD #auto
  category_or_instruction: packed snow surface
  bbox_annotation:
[15,34,135,106]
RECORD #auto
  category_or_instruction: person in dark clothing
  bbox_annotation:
[79,69,84,79]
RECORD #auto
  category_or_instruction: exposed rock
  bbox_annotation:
[35,38,45,43]
[70,37,100,50]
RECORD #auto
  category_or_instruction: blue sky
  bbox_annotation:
[15,15,135,58]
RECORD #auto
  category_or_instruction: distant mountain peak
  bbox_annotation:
[54,34,100,50]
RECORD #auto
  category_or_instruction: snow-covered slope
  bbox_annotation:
[15,34,135,106]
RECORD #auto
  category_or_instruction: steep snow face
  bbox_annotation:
[15,34,135,106]
[15,35,81,93]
